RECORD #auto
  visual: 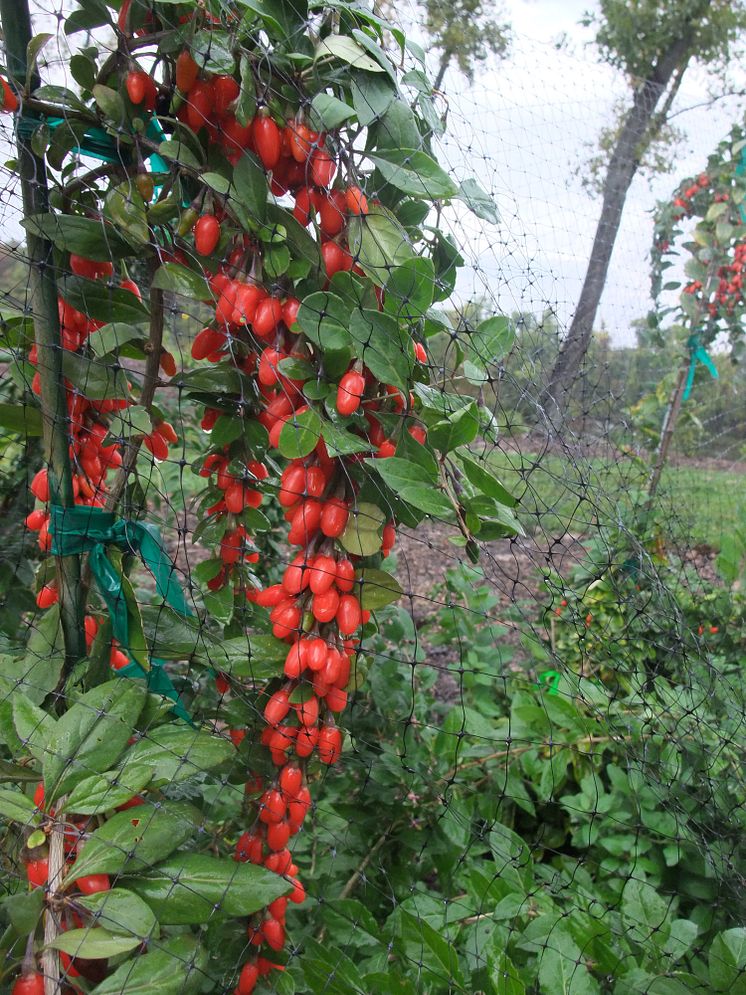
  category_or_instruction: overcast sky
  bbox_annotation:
[423,0,746,346]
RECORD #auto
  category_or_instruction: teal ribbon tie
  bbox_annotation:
[49,505,193,723]
[682,334,718,402]
[538,669,561,696]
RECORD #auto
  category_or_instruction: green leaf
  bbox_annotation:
[0,404,42,438]
[489,823,533,890]
[368,149,457,200]
[399,483,453,517]
[383,256,435,318]
[266,203,321,273]
[70,53,96,91]
[158,140,203,169]
[264,243,291,278]
[339,502,385,556]
[664,919,699,962]
[348,205,415,286]
[26,33,53,88]
[177,364,245,396]
[13,606,64,703]
[348,308,413,391]
[468,316,515,369]
[278,356,314,380]
[488,950,525,995]
[49,926,141,960]
[59,275,149,325]
[65,2,110,33]
[210,414,243,447]
[125,854,290,925]
[393,910,465,990]
[87,322,147,358]
[89,934,205,995]
[710,928,746,991]
[32,82,88,111]
[121,726,233,786]
[428,402,479,453]
[13,697,56,762]
[278,406,322,459]
[315,35,385,72]
[104,180,149,246]
[64,765,154,816]
[310,92,356,130]
[192,27,235,74]
[21,213,132,261]
[235,53,257,126]
[458,178,499,224]
[0,788,39,826]
[49,927,140,959]
[67,801,199,883]
[43,680,147,804]
[351,28,397,81]
[76,888,158,940]
[459,454,517,507]
[354,568,402,610]
[201,171,231,195]
[152,263,211,300]
[365,458,434,493]
[0,888,44,935]
[301,937,367,994]
[232,151,268,223]
[106,407,152,439]
[321,420,372,457]
[62,351,130,400]
[193,634,286,679]
[93,83,124,122]
[203,581,235,624]
[350,72,396,126]
[296,291,352,351]
[537,942,598,995]
[622,877,668,940]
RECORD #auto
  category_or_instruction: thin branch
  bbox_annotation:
[104,260,164,514]
[42,799,66,995]
[315,825,398,942]
[667,88,746,121]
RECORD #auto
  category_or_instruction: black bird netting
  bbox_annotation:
[0,2,743,994]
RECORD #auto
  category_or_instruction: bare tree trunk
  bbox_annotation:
[541,30,701,420]
[433,50,452,91]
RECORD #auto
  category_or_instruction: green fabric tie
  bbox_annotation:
[538,669,560,696]
[49,506,193,723]
[682,334,718,402]
[736,146,746,224]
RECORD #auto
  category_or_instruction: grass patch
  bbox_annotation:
[485,449,745,549]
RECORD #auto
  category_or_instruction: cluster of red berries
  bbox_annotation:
[671,172,711,222]
[14,783,144,994]
[713,241,746,316]
[25,255,177,667]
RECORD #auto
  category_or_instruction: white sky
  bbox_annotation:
[420,0,746,345]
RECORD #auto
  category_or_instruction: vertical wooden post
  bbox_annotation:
[1,0,86,668]
[647,359,688,508]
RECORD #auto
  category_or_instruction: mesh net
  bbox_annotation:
[0,2,744,994]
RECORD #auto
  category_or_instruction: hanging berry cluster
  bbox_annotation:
[651,124,746,351]
[23,253,178,670]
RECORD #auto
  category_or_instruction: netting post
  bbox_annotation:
[647,359,688,507]
[1,0,87,669]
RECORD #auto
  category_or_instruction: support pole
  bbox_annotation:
[1,0,87,669]
[646,360,688,509]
